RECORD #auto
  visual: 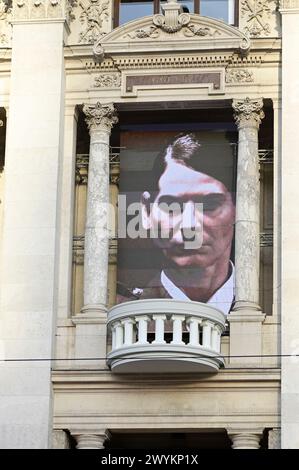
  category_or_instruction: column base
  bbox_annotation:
[72,430,111,449]
[79,303,107,321]
[232,300,262,313]
[72,304,108,369]
[228,307,265,365]
[228,431,262,449]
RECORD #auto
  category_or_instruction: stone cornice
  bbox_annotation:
[83,102,118,134]
[232,97,265,129]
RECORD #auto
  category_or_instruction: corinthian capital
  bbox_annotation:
[83,102,118,134]
[232,97,265,129]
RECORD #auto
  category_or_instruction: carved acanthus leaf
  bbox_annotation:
[83,102,118,133]
[233,97,265,129]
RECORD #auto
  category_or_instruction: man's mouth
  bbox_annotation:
[167,244,210,256]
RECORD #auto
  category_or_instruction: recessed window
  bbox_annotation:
[114,0,237,28]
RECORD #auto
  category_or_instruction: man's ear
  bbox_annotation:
[141,191,151,230]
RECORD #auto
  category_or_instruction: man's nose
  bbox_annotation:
[180,201,196,231]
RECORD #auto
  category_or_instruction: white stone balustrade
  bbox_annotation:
[107,299,226,373]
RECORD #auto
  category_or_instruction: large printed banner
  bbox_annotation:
[116,129,237,315]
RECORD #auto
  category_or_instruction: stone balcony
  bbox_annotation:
[107,299,226,373]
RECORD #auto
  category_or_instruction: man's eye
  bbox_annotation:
[203,195,225,212]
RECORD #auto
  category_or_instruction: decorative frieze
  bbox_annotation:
[94,73,121,88]
[85,53,264,72]
[79,0,109,44]
[12,0,76,23]
[225,68,254,83]
[240,0,279,37]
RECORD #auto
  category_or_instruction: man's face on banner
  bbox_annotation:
[142,160,235,269]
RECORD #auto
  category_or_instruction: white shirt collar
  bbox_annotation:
[161,262,235,316]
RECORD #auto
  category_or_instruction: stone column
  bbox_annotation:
[228,98,266,365]
[229,432,261,449]
[73,431,111,449]
[73,103,118,368]
[81,102,118,316]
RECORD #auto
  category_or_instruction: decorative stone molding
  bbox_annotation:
[280,0,299,8]
[240,0,279,37]
[122,70,225,97]
[83,102,118,134]
[93,15,250,61]
[79,0,109,44]
[12,0,76,23]
[232,97,265,129]
[94,73,121,88]
[86,53,265,72]
[225,68,253,83]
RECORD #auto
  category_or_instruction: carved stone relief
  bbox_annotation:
[12,0,76,23]
[225,68,254,83]
[78,0,109,43]
[240,0,280,38]
[94,73,121,88]
[0,0,11,45]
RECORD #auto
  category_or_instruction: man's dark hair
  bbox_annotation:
[149,133,234,200]
[152,134,202,194]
